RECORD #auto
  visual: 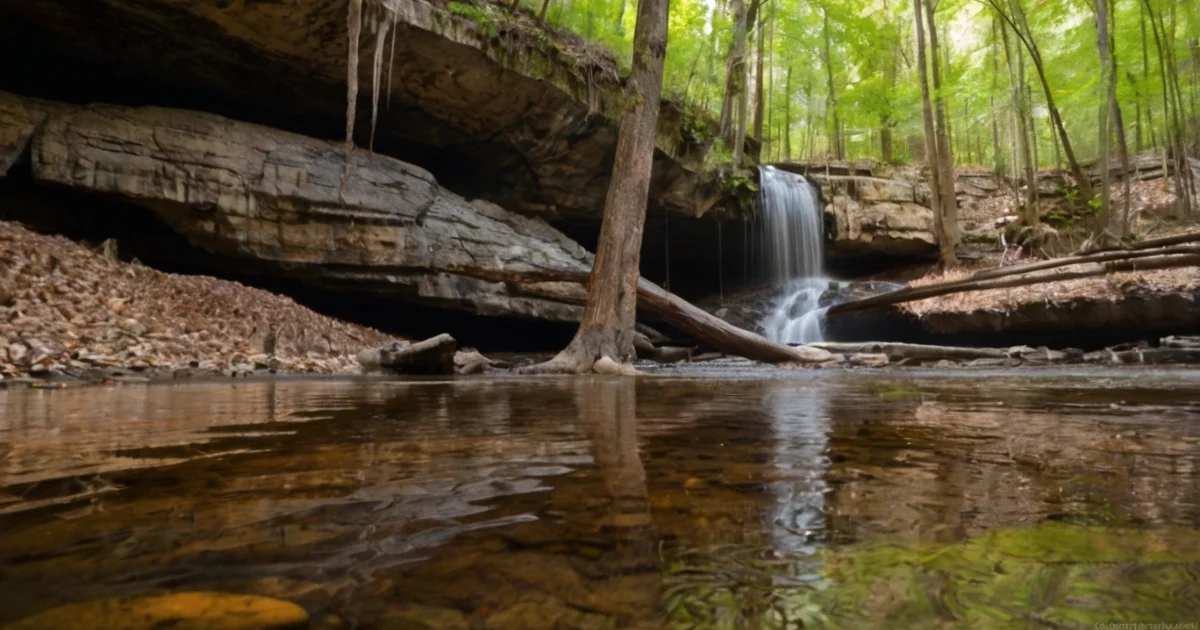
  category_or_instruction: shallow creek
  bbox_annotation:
[1,369,1198,629]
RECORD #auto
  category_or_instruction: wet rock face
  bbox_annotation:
[8,91,592,321]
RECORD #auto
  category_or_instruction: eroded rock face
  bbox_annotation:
[0,0,720,234]
[12,92,591,321]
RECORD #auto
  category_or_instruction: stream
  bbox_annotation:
[1,369,1198,629]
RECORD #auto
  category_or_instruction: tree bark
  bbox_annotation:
[753,10,766,144]
[718,0,749,162]
[926,0,959,261]
[526,0,671,374]
[1095,0,1114,231]
[822,5,844,160]
[916,0,952,268]
[1002,18,1038,226]
[783,65,793,159]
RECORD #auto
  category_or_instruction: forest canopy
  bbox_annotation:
[517,0,1199,170]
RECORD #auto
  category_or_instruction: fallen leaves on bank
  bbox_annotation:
[902,266,1200,316]
[0,221,397,381]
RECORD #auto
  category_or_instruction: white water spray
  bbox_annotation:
[757,166,830,344]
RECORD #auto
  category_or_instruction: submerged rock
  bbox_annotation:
[0,592,308,630]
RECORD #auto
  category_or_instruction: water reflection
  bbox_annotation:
[0,371,1197,628]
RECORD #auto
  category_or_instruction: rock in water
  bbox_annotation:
[0,592,308,630]
[376,334,457,374]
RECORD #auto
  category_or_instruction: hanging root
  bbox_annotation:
[369,9,390,153]
[386,9,397,110]
[342,0,365,202]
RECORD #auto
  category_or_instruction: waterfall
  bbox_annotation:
[756,166,830,344]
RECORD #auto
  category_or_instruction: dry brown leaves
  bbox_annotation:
[0,221,397,378]
[902,266,1200,316]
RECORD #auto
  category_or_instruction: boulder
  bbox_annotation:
[20,93,592,321]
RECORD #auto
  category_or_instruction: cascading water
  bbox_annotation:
[757,166,830,344]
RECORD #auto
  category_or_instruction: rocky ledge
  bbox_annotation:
[2,91,594,322]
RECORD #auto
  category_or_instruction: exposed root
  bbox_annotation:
[341,0,364,202]
[518,330,641,375]
[369,9,390,152]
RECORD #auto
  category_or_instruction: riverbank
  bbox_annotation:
[0,221,398,383]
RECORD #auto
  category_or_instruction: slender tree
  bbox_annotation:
[915,0,954,268]
[527,0,672,373]
[925,0,959,254]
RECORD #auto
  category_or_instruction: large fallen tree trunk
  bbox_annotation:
[809,342,1008,361]
[446,266,833,364]
[826,250,1200,315]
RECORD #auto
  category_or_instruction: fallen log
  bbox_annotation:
[1077,230,1200,255]
[810,342,1007,361]
[969,244,1200,282]
[826,252,1200,315]
[448,266,833,364]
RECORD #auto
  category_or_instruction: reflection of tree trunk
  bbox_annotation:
[578,379,661,592]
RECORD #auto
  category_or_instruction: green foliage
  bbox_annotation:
[720,169,759,220]
[512,0,1199,168]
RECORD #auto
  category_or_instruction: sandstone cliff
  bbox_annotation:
[3,91,592,322]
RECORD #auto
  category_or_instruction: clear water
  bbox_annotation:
[1,371,1198,629]
[757,166,830,344]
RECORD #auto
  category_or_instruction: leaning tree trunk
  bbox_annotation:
[989,0,1093,201]
[525,0,671,374]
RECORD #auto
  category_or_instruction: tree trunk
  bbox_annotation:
[718,0,748,162]
[1141,1,1156,150]
[1106,0,1132,236]
[526,0,671,374]
[925,0,959,264]
[822,5,843,160]
[783,65,793,159]
[914,0,951,268]
[614,0,627,34]
[753,11,766,142]
[990,16,1004,173]
[538,0,552,23]
[1095,0,1114,231]
[1002,21,1037,226]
